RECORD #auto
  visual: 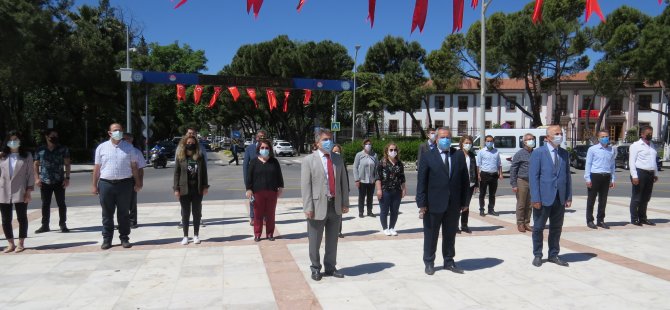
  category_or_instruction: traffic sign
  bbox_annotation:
[331,122,341,132]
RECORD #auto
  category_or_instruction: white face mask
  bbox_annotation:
[364,144,372,152]
[111,130,123,141]
[429,133,436,141]
[552,135,563,146]
[462,144,472,151]
[525,140,536,148]
[388,150,397,158]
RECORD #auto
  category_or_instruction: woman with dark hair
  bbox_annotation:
[246,139,284,242]
[375,142,406,236]
[459,135,478,234]
[1,130,35,253]
[353,139,378,217]
[174,135,209,245]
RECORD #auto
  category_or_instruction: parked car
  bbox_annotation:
[570,144,590,170]
[273,141,296,156]
[615,144,662,171]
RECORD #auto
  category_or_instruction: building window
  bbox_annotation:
[581,95,593,110]
[388,120,398,133]
[411,120,422,134]
[609,98,622,115]
[434,120,444,128]
[485,121,492,129]
[435,96,445,111]
[485,96,493,111]
[558,95,568,116]
[458,121,468,136]
[638,95,652,111]
[507,96,517,111]
[458,96,468,111]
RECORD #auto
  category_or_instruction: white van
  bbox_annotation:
[458,128,568,174]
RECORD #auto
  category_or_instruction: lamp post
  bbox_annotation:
[352,44,361,142]
[479,0,492,148]
[125,26,132,133]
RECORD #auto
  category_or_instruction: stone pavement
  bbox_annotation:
[1,194,669,310]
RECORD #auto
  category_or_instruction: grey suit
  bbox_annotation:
[301,150,349,272]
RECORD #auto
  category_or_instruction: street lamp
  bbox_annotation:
[352,44,361,142]
[479,0,492,148]
[125,26,132,133]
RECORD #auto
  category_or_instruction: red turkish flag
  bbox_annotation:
[266,89,278,111]
[247,0,264,18]
[246,88,258,108]
[453,0,464,33]
[297,0,307,12]
[173,0,187,9]
[585,0,605,23]
[193,85,204,105]
[228,86,240,102]
[471,0,478,8]
[411,0,428,34]
[176,84,186,102]
[208,87,222,109]
[532,0,544,24]
[368,0,376,28]
[283,90,290,113]
[303,89,312,105]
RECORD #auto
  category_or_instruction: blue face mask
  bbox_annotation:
[438,137,451,150]
[259,149,270,157]
[599,137,609,145]
[321,140,333,153]
[485,141,494,149]
[6,140,20,149]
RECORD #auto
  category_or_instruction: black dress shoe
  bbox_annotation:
[444,262,464,274]
[587,222,598,229]
[425,264,435,275]
[35,226,50,234]
[631,221,642,226]
[461,226,472,234]
[324,270,344,278]
[60,225,70,233]
[641,220,656,226]
[479,210,485,216]
[254,236,261,242]
[597,221,609,229]
[338,233,344,238]
[311,270,322,281]
[367,212,376,217]
[548,256,569,267]
[268,236,275,241]
[532,257,542,267]
[358,214,364,218]
[121,241,133,248]
[101,242,112,250]
[487,210,499,216]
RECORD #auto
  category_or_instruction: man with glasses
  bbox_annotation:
[584,130,616,229]
[34,129,71,233]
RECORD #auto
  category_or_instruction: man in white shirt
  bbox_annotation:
[628,126,659,226]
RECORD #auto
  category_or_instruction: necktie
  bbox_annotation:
[324,153,336,197]
[443,151,450,179]
[553,149,559,171]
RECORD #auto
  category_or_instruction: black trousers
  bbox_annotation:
[423,206,460,265]
[129,179,138,225]
[180,188,203,237]
[586,173,611,223]
[40,181,67,227]
[98,178,133,242]
[0,203,28,239]
[630,169,655,222]
[358,182,375,215]
[479,172,499,211]
[461,185,476,227]
[229,152,239,165]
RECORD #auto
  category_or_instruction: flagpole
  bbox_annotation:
[352,45,361,142]
[126,25,132,133]
[479,1,491,149]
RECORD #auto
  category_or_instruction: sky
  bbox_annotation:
[76,0,666,74]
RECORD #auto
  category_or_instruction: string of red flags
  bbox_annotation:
[266,89,278,111]
[193,85,204,104]
[173,0,187,9]
[247,0,264,18]
[470,0,478,9]
[208,86,222,109]
[585,0,605,23]
[176,84,186,102]
[296,0,307,12]
[367,0,376,28]
[453,0,464,33]
[283,91,290,112]
[246,88,258,108]
[303,89,312,105]
[228,86,240,102]
[411,0,429,34]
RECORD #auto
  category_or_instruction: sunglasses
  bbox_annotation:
[388,149,397,151]
[260,147,271,150]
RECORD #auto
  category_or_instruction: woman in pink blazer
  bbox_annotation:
[0,130,35,253]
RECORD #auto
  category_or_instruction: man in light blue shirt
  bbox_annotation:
[584,130,616,229]
[476,135,503,216]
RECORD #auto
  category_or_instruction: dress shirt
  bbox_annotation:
[132,147,146,169]
[95,140,138,180]
[629,139,658,178]
[546,142,557,165]
[584,143,616,183]
[476,148,501,173]
[428,140,436,151]
[8,153,18,178]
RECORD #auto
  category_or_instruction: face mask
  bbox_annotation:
[599,137,609,145]
[429,133,436,141]
[364,144,372,152]
[7,140,20,149]
[48,137,59,144]
[645,134,652,141]
[111,130,123,141]
[525,140,536,148]
[552,135,563,146]
[388,150,397,158]
[485,141,494,149]
[333,151,340,155]
[185,144,197,151]
[321,140,333,153]
[259,149,270,157]
[438,137,451,150]
[462,143,472,151]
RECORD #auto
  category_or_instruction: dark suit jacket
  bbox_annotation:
[243,143,257,184]
[416,141,436,168]
[529,145,572,206]
[416,147,469,214]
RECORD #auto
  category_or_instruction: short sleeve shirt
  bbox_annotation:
[34,145,70,184]
[95,140,137,180]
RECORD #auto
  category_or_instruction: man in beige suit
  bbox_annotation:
[301,129,349,281]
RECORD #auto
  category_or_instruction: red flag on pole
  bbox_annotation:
[368,0,377,28]
[297,0,307,12]
[283,90,290,113]
[208,87,222,109]
[246,88,258,108]
[176,84,186,102]
[303,89,312,105]
[228,86,240,102]
[193,85,204,104]
[585,0,605,23]
[247,0,264,18]
[471,0,478,9]
[266,89,278,111]
[532,0,544,24]
[453,0,464,33]
[173,0,188,9]
[411,0,428,34]
[247,0,253,13]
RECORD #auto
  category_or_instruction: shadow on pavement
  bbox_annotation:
[457,257,504,271]
[340,262,395,276]
[32,241,98,250]
[470,225,505,232]
[133,238,184,246]
[278,232,307,240]
[561,252,597,263]
[275,218,307,225]
[343,230,378,237]
[207,235,252,243]
[397,227,423,234]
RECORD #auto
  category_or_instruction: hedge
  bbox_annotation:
[339,139,424,165]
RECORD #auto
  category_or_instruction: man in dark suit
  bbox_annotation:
[529,125,572,268]
[416,128,437,171]
[243,130,267,226]
[416,127,470,275]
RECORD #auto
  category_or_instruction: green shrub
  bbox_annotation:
[340,139,423,165]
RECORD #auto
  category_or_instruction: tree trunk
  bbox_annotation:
[407,112,425,138]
